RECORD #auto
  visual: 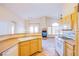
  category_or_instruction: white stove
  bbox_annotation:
[55,36,65,56]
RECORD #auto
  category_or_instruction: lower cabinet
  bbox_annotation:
[37,38,42,52]
[30,39,38,55]
[2,44,18,56]
[66,48,73,56]
[65,42,75,56]
[19,38,42,56]
[19,41,30,56]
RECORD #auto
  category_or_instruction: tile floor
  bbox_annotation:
[32,37,58,56]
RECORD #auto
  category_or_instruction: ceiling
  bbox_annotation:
[1,3,64,20]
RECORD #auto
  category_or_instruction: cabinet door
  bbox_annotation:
[78,13,79,31]
[30,39,38,55]
[37,39,42,52]
[66,16,72,29]
[65,43,74,56]
[66,48,73,56]
[71,13,74,30]
[19,41,30,56]
[71,12,78,32]
[2,44,18,56]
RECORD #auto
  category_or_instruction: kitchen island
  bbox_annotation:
[0,33,42,56]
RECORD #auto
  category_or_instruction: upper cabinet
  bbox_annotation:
[70,5,78,32]
[63,15,72,29]
[71,11,78,32]
[77,4,79,31]
[58,15,72,30]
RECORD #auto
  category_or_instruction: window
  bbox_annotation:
[30,26,34,33]
[35,26,39,33]
[48,27,52,35]
[29,24,39,33]
[52,23,59,35]
[11,21,16,34]
[11,25,15,34]
[52,26,59,35]
[48,23,59,35]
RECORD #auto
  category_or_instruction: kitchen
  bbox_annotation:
[0,3,79,56]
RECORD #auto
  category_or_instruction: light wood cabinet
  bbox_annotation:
[71,11,78,31]
[37,38,42,52]
[74,5,79,56]
[19,41,30,56]
[66,48,73,56]
[19,38,42,56]
[66,16,72,29]
[30,39,38,55]
[58,15,72,29]
[58,12,77,30]
[65,42,75,56]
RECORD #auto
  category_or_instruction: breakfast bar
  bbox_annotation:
[0,34,42,56]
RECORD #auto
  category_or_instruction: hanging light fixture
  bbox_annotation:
[60,14,62,19]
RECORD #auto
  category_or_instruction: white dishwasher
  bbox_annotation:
[55,36,65,56]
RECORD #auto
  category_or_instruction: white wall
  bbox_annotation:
[0,5,25,35]
[15,21,25,33]
[25,18,41,33]
[0,4,76,35]
[62,3,77,17]
[0,21,12,35]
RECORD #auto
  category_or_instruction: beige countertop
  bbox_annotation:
[18,37,42,42]
[59,37,75,46]
[0,34,26,41]
[0,34,42,54]
[0,33,42,41]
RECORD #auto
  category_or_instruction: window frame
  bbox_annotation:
[29,23,40,33]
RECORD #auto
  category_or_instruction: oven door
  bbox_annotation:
[55,37,64,56]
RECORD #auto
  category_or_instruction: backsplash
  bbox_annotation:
[63,31,75,40]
